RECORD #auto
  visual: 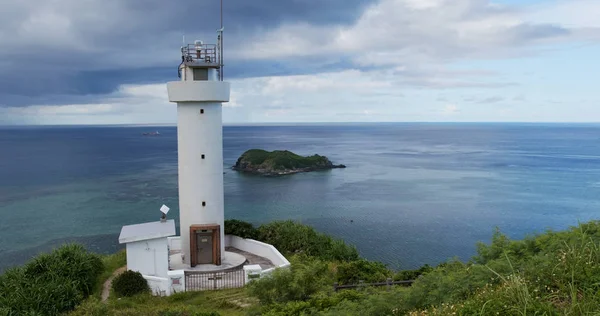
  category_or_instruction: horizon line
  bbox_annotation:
[4,121,600,128]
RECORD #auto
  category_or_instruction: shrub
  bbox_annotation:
[394,264,434,281]
[335,259,392,285]
[321,288,411,316]
[224,219,259,239]
[0,244,103,316]
[112,270,150,297]
[158,308,220,316]
[247,255,334,305]
[257,220,359,262]
[23,244,104,296]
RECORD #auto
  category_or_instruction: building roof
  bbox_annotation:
[118,219,176,244]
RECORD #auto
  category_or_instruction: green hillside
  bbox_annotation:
[3,220,600,315]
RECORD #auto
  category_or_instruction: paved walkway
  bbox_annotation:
[226,247,275,270]
[101,266,127,303]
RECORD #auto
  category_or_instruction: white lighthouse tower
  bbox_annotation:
[117,21,289,295]
[167,33,229,267]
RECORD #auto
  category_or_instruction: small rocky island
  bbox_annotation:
[232,149,346,176]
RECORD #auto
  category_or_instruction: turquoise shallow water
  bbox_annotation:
[1,123,599,272]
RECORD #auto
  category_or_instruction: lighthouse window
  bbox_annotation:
[201,154,205,159]
[193,68,209,81]
[202,201,206,207]
[200,109,204,114]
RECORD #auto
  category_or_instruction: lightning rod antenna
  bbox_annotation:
[220,0,224,81]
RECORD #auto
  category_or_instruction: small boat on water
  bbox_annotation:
[142,131,161,136]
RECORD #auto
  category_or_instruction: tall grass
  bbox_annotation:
[0,244,103,315]
[246,221,600,315]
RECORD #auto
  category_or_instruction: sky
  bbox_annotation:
[0,0,599,125]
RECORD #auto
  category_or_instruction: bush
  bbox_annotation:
[158,308,220,316]
[224,219,259,239]
[257,220,359,262]
[112,270,150,297]
[393,264,434,281]
[322,289,408,316]
[335,259,392,285]
[24,244,104,296]
[247,255,334,305]
[0,244,104,315]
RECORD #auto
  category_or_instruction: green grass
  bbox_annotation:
[71,288,253,316]
[0,244,104,315]
[245,220,600,315]
[11,220,600,315]
[92,250,126,298]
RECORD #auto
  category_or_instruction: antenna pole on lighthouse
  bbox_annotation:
[220,0,224,81]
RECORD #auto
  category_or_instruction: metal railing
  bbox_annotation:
[181,43,218,64]
[184,266,245,291]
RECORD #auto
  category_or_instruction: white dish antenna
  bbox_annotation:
[160,204,170,215]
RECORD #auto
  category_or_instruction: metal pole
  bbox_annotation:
[220,0,224,81]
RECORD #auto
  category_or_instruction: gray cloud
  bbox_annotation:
[0,0,375,107]
[0,0,597,110]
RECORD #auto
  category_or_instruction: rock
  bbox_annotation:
[232,149,346,176]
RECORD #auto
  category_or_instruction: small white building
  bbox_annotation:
[118,219,176,295]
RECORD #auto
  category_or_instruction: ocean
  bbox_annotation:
[1,123,599,272]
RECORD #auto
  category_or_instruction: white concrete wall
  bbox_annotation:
[224,235,291,269]
[167,81,230,102]
[167,236,182,252]
[175,102,225,265]
[126,237,170,278]
[144,275,171,296]
[167,270,186,294]
[168,71,230,267]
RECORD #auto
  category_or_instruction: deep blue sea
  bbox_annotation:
[1,123,599,272]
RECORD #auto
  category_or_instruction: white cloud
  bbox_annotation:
[225,94,243,108]
[1,83,174,125]
[240,0,582,68]
[527,0,600,29]
[442,104,460,115]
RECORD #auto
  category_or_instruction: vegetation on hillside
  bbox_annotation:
[232,149,345,175]
[0,244,104,315]
[94,249,126,298]
[244,220,600,315]
[70,289,248,316]
[6,220,600,315]
[225,219,360,262]
[225,219,260,240]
